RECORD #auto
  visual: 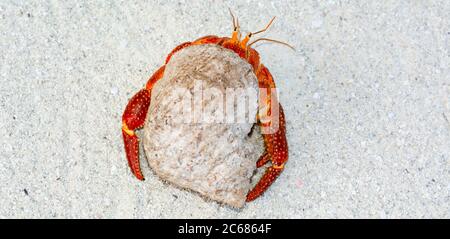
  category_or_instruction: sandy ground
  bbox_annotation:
[0,1,449,218]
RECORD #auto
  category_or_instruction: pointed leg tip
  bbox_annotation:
[133,172,145,181]
[122,129,145,182]
[246,188,262,202]
[245,195,256,202]
[256,152,270,168]
[246,166,284,203]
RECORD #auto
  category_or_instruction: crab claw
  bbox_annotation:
[246,105,288,202]
[246,165,284,202]
[122,128,144,180]
[256,152,270,168]
[122,88,151,181]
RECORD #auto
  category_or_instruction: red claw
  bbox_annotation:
[256,152,270,168]
[122,130,144,180]
[122,62,166,181]
[246,166,283,202]
[122,89,151,181]
[246,63,289,201]
[247,105,288,202]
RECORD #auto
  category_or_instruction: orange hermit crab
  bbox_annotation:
[121,11,291,202]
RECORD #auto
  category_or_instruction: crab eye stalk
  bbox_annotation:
[240,33,251,48]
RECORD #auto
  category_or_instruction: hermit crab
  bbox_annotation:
[121,11,290,204]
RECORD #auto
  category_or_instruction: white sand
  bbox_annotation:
[0,0,448,218]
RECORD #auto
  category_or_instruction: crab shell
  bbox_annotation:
[142,44,264,207]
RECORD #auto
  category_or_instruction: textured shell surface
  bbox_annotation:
[142,44,264,208]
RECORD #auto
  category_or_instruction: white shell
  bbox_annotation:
[143,44,264,208]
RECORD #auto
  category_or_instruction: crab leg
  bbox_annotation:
[122,89,150,180]
[246,66,288,202]
[247,105,288,201]
[247,166,283,201]
[122,66,165,180]
[256,152,270,168]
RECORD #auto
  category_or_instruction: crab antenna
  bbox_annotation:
[248,37,295,50]
[250,16,276,37]
[228,8,237,30]
[236,17,241,38]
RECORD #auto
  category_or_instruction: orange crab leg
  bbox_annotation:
[246,65,288,202]
[122,66,165,180]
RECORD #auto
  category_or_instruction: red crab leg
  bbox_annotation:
[256,152,270,168]
[122,66,165,180]
[247,105,288,201]
[122,89,150,180]
[246,66,288,202]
